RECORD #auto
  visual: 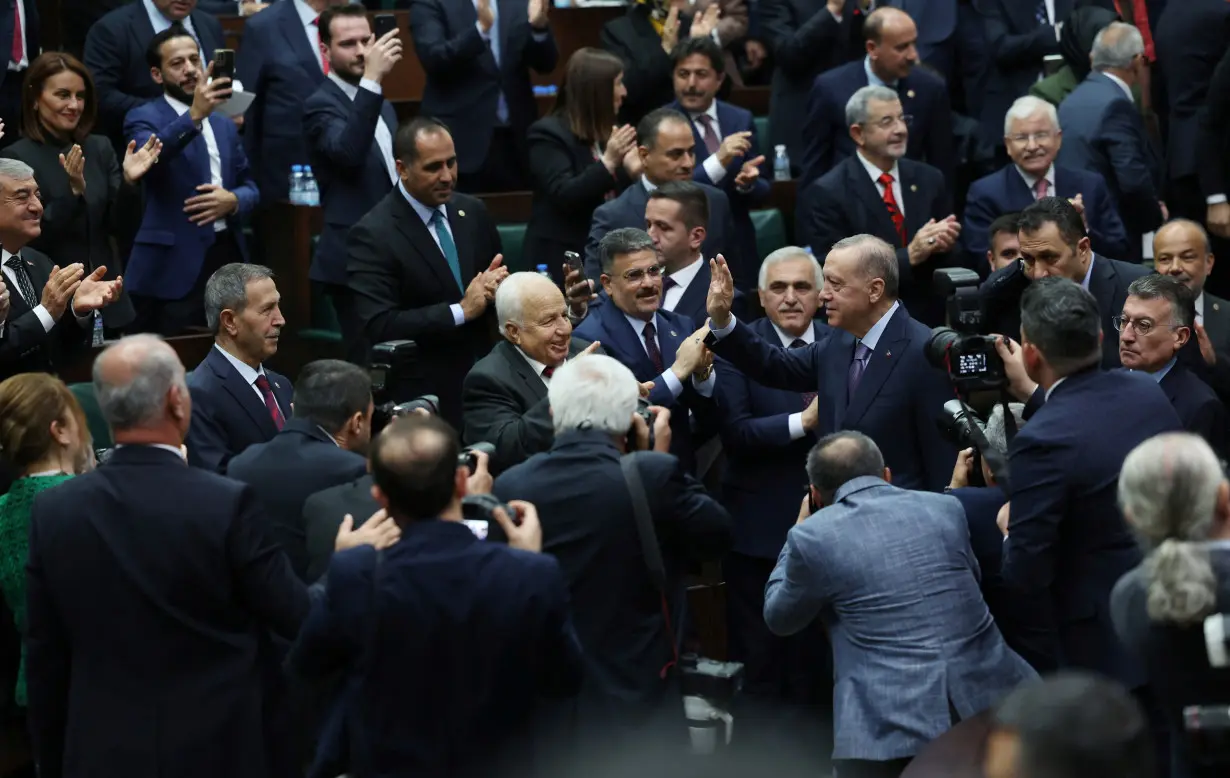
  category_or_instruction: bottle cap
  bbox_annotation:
[774,145,786,153]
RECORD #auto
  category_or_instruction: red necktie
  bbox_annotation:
[312,16,329,74]
[541,365,555,380]
[254,374,286,430]
[878,172,906,247]
[11,2,22,65]
[1034,177,1048,200]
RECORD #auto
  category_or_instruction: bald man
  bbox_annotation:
[462,271,601,473]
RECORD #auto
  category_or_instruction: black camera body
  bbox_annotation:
[936,399,987,450]
[680,653,745,701]
[461,492,514,525]
[459,441,496,473]
[926,268,1007,393]
[369,339,422,405]
[629,397,655,451]
[371,394,441,435]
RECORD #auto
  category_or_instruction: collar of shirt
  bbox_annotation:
[214,343,267,388]
[1101,71,1135,102]
[327,71,361,99]
[772,321,814,349]
[2,247,23,266]
[515,345,553,381]
[642,177,659,194]
[860,300,899,352]
[1136,357,1177,383]
[624,311,660,340]
[317,425,340,446]
[292,0,319,27]
[863,55,897,89]
[1016,163,1055,193]
[688,100,719,128]
[399,181,446,227]
[1045,376,1066,401]
[668,257,704,291]
[1081,255,1095,291]
[856,149,900,188]
[115,442,187,461]
[164,93,192,118]
[143,0,194,33]
[1196,291,1205,322]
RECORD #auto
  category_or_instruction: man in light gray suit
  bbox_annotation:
[764,431,1037,778]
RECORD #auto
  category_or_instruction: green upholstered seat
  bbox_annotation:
[69,383,112,449]
[753,116,770,156]
[497,223,529,273]
[301,234,343,343]
[750,208,788,265]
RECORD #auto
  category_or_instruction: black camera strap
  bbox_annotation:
[620,453,680,679]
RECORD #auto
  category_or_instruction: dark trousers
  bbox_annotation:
[458,126,527,194]
[316,281,370,366]
[132,229,240,336]
[834,757,913,778]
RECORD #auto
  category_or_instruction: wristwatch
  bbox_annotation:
[694,364,713,381]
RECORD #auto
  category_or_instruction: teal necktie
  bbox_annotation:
[430,209,464,291]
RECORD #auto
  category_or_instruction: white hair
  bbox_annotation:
[845,85,900,127]
[1003,96,1060,137]
[758,246,823,291]
[1092,22,1144,71]
[494,272,559,332]
[0,158,34,182]
[548,354,639,436]
[984,402,1026,455]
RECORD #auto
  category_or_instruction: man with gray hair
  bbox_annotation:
[1058,21,1163,262]
[493,353,731,744]
[799,83,960,327]
[185,262,293,472]
[766,430,1036,778]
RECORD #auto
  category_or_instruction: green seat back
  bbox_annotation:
[753,116,770,156]
[300,234,342,343]
[749,208,788,267]
[69,382,112,449]
[497,223,529,273]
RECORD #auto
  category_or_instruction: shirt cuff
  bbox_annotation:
[531,29,550,41]
[661,368,684,399]
[709,314,738,339]
[450,303,466,327]
[1208,195,1228,206]
[829,10,842,22]
[702,153,727,184]
[692,369,716,397]
[34,304,55,333]
[788,412,806,440]
[710,28,721,46]
[359,78,383,95]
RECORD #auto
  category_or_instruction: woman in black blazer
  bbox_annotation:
[2,52,161,332]
[524,48,639,287]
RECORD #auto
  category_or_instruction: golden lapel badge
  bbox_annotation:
[458,210,466,217]
[910,184,918,192]
[907,89,915,99]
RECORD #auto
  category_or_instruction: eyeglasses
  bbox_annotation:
[1007,131,1055,144]
[1111,315,1184,336]
[866,115,913,130]
[621,264,665,283]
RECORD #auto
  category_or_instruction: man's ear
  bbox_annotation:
[149,67,163,86]
[883,466,892,484]
[371,482,390,511]
[455,466,469,498]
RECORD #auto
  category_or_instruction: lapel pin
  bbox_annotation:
[910,184,917,192]
[907,89,915,99]
[670,331,677,337]
[1215,303,1221,311]
[458,210,466,217]
[885,350,892,358]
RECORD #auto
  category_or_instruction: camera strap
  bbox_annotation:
[999,388,1018,443]
[620,453,680,679]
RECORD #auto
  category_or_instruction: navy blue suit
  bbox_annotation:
[662,259,747,328]
[1004,368,1183,686]
[711,305,958,492]
[799,59,954,187]
[236,0,328,203]
[123,99,259,301]
[963,164,1130,270]
[898,0,957,66]
[186,346,294,474]
[574,302,715,474]
[669,99,771,289]
[288,522,583,778]
[1159,362,1228,458]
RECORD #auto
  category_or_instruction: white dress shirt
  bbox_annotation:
[1081,255,1095,291]
[860,300,900,353]
[399,182,467,327]
[662,256,704,312]
[142,0,202,50]
[1017,164,1056,199]
[623,311,716,398]
[164,94,227,233]
[215,343,285,412]
[517,346,552,386]
[864,56,896,89]
[1102,71,1135,103]
[690,101,728,185]
[773,321,816,441]
[1197,291,1206,325]
[8,0,27,71]
[326,71,398,184]
[856,150,905,220]
[292,0,325,73]
[0,249,91,334]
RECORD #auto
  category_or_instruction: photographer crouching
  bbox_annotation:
[1113,432,1230,778]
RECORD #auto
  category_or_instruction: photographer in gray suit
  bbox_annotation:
[764,431,1037,778]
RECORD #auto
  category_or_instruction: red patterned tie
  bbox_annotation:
[878,172,907,247]
[311,16,329,74]
[254,374,286,430]
[542,365,555,380]
[10,2,22,65]
[1034,177,1048,200]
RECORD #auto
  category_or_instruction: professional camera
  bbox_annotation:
[460,492,515,532]
[680,653,745,754]
[628,397,656,451]
[926,268,1006,392]
[370,394,441,436]
[1184,612,1230,765]
[936,399,988,450]
[459,441,496,473]
[369,340,419,406]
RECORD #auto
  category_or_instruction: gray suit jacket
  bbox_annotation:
[764,476,1037,761]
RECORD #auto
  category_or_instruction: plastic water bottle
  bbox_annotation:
[536,264,552,280]
[773,145,791,182]
[289,165,305,205]
[91,312,105,348]
[302,165,320,207]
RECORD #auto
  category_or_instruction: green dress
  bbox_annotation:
[0,474,73,707]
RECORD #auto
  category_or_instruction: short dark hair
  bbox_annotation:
[636,107,689,150]
[992,673,1155,778]
[371,415,460,523]
[806,431,885,505]
[1128,273,1196,329]
[990,212,1021,240]
[319,2,370,46]
[1020,277,1103,374]
[394,116,451,165]
[1018,196,1088,249]
[671,35,724,73]
[292,360,372,434]
[146,24,196,70]
[648,181,709,231]
[599,227,658,275]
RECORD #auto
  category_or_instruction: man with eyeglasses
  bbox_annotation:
[799,84,960,327]
[964,96,1129,271]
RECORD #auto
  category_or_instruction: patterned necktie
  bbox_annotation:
[253,374,286,431]
[541,365,555,380]
[847,342,871,401]
[642,320,664,373]
[1033,177,1049,200]
[790,338,818,408]
[4,254,37,308]
[429,209,465,292]
[10,0,22,65]
[311,17,329,74]
[662,276,678,294]
[878,172,907,247]
[697,114,721,156]
[1035,0,1049,26]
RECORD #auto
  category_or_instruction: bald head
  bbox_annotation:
[864,7,918,82]
[1154,219,1215,296]
[496,270,574,367]
[806,431,887,505]
[371,415,463,523]
[92,334,189,433]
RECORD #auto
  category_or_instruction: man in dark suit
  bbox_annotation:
[227,359,372,581]
[575,228,718,474]
[0,0,37,148]
[302,472,380,584]
[981,197,1149,370]
[985,212,1023,273]
[799,85,961,327]
[1155,219,1230,356]
[85,0,223,147]
[304,4,402,365]
[0,159,122,380]
[1057,22,1163,262]
[668,36,769,290]
[800,7,953,187]
[186,263,293,473]
[492,352,731,741]
[289,414,583,777]
[409,0,557,193]
[123,26,260,336]
[347,117,505,429]
[706,234,958,492]
[965,95,1129,268]
[24,334,310,778]
[584,108,740,285]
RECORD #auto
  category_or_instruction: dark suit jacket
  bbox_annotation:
[661,258,747,326]
[302,474,378,585]
[123,99,259,300]
[409,0,558,175]
[710,305,958,491]
[492,430,731,731]
[975,0,1073,148]
[287,521,583,778]
[800,59,954,187]
[185,345,294,474]
[0,0,37,90]
[1057,72,1164,257]
[717,317,831,559]
[800,155,960,327]
[1159,361,1227,457]
[1153,0,1230,181]
[347,189,502,428]
[601,5,681,126]
[236,0,329,203]
[2,135,140,329]
[963,163,1130,270]
[226,419,368,582]
[0,246,90,379]
[1203,291,1230,353]
[24,445,308,778]
[1003,368,1182,686]
[303,78,399,286]
[462,337,593,474]
[84,4,223,145]
[60,0,125,57]
[670,99,771,291]
[1198,47,1230,202]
